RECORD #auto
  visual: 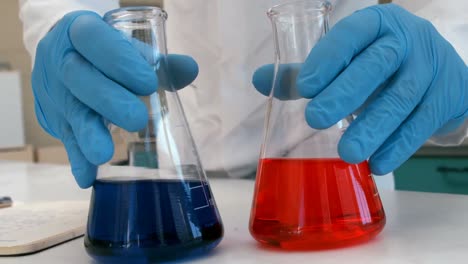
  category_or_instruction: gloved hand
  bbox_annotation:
[32,11,198,188]
[253,4,468,175]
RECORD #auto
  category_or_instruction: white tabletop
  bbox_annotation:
[0,161,468,263]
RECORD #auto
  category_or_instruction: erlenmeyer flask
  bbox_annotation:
[84,7,223,262]
[249,0,385,249]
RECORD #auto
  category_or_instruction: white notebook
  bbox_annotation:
[0,201,88,255]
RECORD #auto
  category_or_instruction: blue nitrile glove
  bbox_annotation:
[253,4,468,175]
[32,11,198,188]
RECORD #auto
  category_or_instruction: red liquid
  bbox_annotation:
[250,158,385,249]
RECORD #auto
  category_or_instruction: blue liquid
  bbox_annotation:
[84,178,223,263]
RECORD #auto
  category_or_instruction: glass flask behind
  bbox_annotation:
[84,7,223,263]
[249,0,385,250]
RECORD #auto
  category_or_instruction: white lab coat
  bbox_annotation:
[19,0,468,190]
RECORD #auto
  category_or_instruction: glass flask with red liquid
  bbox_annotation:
[249,0,385,250]
[84,7,223,263]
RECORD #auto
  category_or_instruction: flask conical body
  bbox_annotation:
[249,0,385,249]
[84,7,223,262]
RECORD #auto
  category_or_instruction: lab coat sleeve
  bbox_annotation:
[393,0,468,146]
[19,0,119,63]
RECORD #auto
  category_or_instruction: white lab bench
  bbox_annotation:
[0,161,468,264]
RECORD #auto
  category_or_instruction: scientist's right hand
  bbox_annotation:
[32,11,198,188]
[253,4,467,176]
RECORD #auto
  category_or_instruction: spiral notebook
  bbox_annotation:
[0,201,88,255]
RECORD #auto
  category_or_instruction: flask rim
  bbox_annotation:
[268,0,332,19]
[103,6,167,24]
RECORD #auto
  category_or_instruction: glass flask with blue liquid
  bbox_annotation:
[84,6,223,263]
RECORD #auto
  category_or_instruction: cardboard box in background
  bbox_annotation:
[36,132,128,165]
[35,145,69,164]
[0,145,34,162]
[36,143,127,165]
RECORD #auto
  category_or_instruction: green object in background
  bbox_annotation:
[394,156,468,195]
[128,141,159,168]
[132,151,158,168]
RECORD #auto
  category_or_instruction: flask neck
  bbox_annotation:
[104,6,167,25]
[268,0,331,64]
[104,6,168,65]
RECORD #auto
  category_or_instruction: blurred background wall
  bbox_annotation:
[0,0,54,148]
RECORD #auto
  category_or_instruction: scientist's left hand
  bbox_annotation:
[32,11,198,188]
[253,4,468,175]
